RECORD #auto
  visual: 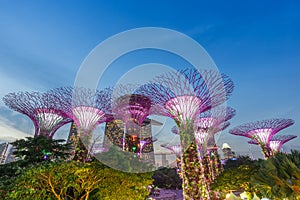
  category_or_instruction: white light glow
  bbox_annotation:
[72,106,105,131]
[36,110,63,131]
[195,130,209,145]
[165,96,202,122]
[249,128,273,144]
[269,140,282,152]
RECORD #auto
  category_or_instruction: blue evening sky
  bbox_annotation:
[0,1,300,158]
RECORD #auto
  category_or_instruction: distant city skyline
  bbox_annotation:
[0,1,300,159]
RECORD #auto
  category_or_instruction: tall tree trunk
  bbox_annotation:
[179,122,213,200]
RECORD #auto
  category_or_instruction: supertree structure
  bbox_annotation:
[229,118,294,158]
[172,121,231,146]
[139,69,234,200]
[248,135,297,156]
[194,107,235,183]
[109,84,154,154]
[206,121,231,147]
[48,87,113,162]
[194,107,236,152]
[3,91,72,138]
[202,107,235,146]
[171,122,230,181]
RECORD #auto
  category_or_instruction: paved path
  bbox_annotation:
[149,189,183,200]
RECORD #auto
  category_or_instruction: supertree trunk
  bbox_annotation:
[138,69,234,199]
[179,121,212,200]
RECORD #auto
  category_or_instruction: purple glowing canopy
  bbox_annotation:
[72,87,112,133]
[49,87,113,134]
[195,107,236,146]
[229,119,294,145]
[3,91,72,138]
[138,69,234,124]
[171,107,234,136]
[171,121,231,151]
[249,135,297,153]
[112,93,152,126]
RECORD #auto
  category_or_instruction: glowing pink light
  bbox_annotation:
[113,94,152,126]
[72,106,106,132]
[269,140,282,152]
[165,96,202,122]
[249,135,297,153]
[36,109,64,131]
[195,130,209,146]
[139,140,150,151]
[195,117,217,129]
[249,128,273,144]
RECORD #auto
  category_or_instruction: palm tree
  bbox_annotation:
[251,151,300,199]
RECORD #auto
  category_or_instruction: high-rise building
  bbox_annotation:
[67,121,78,143]
[103,118,156,164]
[0,143,14,164]
[222,143,236,160]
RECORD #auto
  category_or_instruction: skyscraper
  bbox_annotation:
[103,118,157,164]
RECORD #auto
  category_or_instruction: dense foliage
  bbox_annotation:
[252,151,300,200]
[0,136,72,198]
[6,161,153,200]
[11,135,72,166]
[0,137,153,199]
[213,152,300,199]
[97,145,155,173]
[153,167,182,189]
[211,156,259,199]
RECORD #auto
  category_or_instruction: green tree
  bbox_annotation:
[7,160,153,200]
[212,163,259,199]
[11,135,72,166]
[0,136,71,198]
[97,146,155,173]
[251,151,300,199]
[153,167,182,189]
[212,156,259,199]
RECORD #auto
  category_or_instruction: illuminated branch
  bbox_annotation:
[3,91,72,138]
[138,69,234,124]
[196,107,235,148]
[249,134,297,156]
[138,69,234,199]
[229,118,294,158]
[110,85,155,154]
[48,87,113,162]
[48,87,113,134]
[140,137,157,152]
